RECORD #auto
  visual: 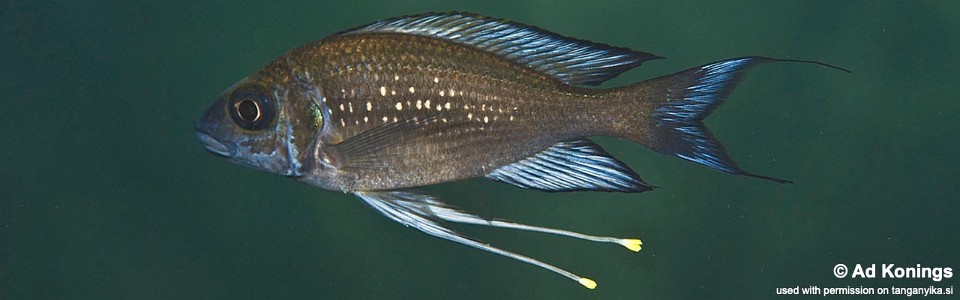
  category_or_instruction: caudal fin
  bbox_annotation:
[621,57,847,183]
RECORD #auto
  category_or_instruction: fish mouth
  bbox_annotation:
[196,132,232,157]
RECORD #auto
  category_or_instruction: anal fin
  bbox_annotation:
[486,139,652,192]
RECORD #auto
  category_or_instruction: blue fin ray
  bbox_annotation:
[340,12,662,86]
[636,57,826,183]
[354,190,639,287]
[487,139,652,192]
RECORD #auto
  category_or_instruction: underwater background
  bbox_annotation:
[3,0,959,298]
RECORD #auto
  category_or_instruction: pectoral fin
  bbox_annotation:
[331,114,446,170]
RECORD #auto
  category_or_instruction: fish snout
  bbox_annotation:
[195,108,234,157]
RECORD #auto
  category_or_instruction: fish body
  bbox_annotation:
[306,34,656,191]
[195,12,842,288]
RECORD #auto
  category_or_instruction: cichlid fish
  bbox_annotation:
[195,12,846,289]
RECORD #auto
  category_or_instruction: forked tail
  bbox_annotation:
[617,57,848,183]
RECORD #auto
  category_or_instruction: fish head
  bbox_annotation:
[195,73,307,177]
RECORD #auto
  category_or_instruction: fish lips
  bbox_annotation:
[196,131,233,157]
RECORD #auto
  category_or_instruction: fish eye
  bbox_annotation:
[229,87,274,130]
[236,99,261,122]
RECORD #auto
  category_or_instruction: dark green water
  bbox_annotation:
[4,1,959,299]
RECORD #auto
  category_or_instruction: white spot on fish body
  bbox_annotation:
[394,75,399,81]
[363,116,368,123]
[409,86,415,93]
[416,100,422,109]
[433,77,439,83]
[425,100,431,109]
[467,112,473,120]
[439,90,445,97]
[382,116,388,122]
[444,102,451,110]
[339,104,345,111]
[483,116,489,123]
[379,86,387,96]
[348,102,353,113]
[395,102,403,111]
[366,101,372,111]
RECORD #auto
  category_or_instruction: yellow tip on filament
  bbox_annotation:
[620,239,643,252]
[578,278,597,289]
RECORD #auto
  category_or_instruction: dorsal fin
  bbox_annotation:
[486,139,653,192]
[340,12,662,86]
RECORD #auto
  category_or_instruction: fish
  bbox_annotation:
[194,12,847,289]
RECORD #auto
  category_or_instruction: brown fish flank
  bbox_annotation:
[287,33,624,191]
